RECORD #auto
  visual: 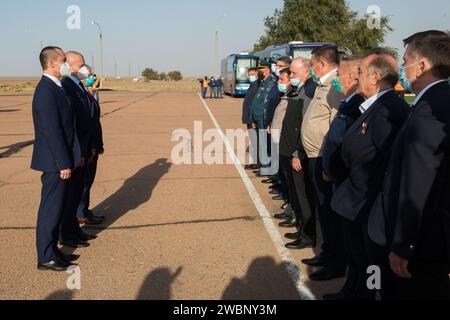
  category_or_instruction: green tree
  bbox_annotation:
[159,72,168,81]
[253,0,392,56]
[142,68,159,80]
[168,71,183,81]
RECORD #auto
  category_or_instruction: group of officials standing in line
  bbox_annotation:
[242,30,450,300]
[32,47,105,272]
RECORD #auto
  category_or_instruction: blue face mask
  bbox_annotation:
[274,69,281,77]
[398,66,412,92]
[278,83,288,93]
[310,68,319,83]
[332,77,343,93]
[85,75,95,87]
[249,75,257,83]
[290,77,303,88]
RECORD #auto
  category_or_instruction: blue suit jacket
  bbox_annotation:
[31,76,81,173]
[62,77,95,158]
[369,81,450,263]
[331,90,410,223]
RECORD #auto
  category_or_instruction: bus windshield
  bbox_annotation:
[292,47,316,60]
[236,59,258,82]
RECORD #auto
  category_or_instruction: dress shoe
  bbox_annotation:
[269,190,280,195]
[302,255,327,267]
[244,165,254,170]
[272,195,285,201]
[37,259,73,272]
[309,268,346,281]
[60,240,91,248]
[86,211,105,220]
[80,216,104,226]
[285,237,313,250]
[323,291,351,301]
[269,184,280,190]
[56,251,80,263]
[285,231,301,240]
[279,217,298,228]
[79,232,98,241]
[274,212,291,220]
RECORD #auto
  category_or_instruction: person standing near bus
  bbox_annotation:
[209,77,217,99]
[91,74,101,102]
[216,76,223,99]
[200,76,209,99]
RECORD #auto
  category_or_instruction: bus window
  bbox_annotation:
[292,47,315,59]
[236,59,258,81]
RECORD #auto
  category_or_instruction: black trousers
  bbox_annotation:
[36,172,67,263]
[308,157,346,271]
[340,217,376,300]
[77,155,99,218]
[60,167,85,242]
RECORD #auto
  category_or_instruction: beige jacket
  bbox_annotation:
[270,96,289,144]
[301,70,344,158]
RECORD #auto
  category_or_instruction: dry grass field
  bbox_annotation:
[0,77,200,93]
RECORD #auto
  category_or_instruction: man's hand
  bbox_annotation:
[389,252,412,279]
[292,158,302,172]
[266,126,271,134]
[323,171,332,182]
[60,169,72,180]
[251,123,257,129]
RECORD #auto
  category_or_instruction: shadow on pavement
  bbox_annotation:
[87,158,171,235]
[44,290,75,300]
[137,267,183,300]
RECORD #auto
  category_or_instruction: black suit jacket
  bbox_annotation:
[331,90,410,223]
[279,78,317,159]
[369,81,450,264]
[242,81,260,125]
[31,76,81,172]
[87,91,104,152]
[323,94,365,184]
[62,77,95,158]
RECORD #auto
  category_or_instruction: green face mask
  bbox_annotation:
[85,75,96,87]
[332,77,343,93]
[310,67,319,83]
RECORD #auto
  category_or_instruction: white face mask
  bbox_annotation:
[77,65,90,80]
[59,62,72,78]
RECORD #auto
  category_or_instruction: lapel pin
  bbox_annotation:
[361,122,368,135]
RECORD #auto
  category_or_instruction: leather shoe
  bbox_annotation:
[279,217,298,228]
[285,237,313,250]
[284,231,301,240]
[79,232,98,241]
[269,190,280,195]
[37,259,73,272]
[269,184,280,190]
[274,212,291,220]
[262,178,276,184]
[301,255,327,267]
[60,240,91,248]
[272,195,285,201]
[56,251,80,263]
[309,268,346,281]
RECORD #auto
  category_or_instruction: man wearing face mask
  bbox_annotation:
[321,56,366,300]
[77,66,105,227]
[60,51,98,248]
[369,31,450,300]
[300,46,345,281]
[32,46,81,271]
[277,57,317,251]
[243,68,261,170]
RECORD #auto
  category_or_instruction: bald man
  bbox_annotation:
[330,48,410,300]
[60,51,98,248]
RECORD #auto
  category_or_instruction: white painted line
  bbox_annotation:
[198,93,316,300]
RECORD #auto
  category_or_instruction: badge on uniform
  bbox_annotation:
[361,122,368,135]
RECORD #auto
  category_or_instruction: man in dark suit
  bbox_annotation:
[369,32,450,300]
[77,65,105,226]
[31,46,82,271]
[60,51,98,248]
[321,56,365,300]
[277,57,317,250]
[243,67,261,171]
[331,48,410,299]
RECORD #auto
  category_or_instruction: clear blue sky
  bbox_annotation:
[0,0,449,77]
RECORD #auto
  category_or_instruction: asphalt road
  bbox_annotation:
[0,91,343,300]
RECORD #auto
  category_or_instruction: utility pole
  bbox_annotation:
[215,14,226,76]
[114,60,117,78]
[92,21,104,88]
